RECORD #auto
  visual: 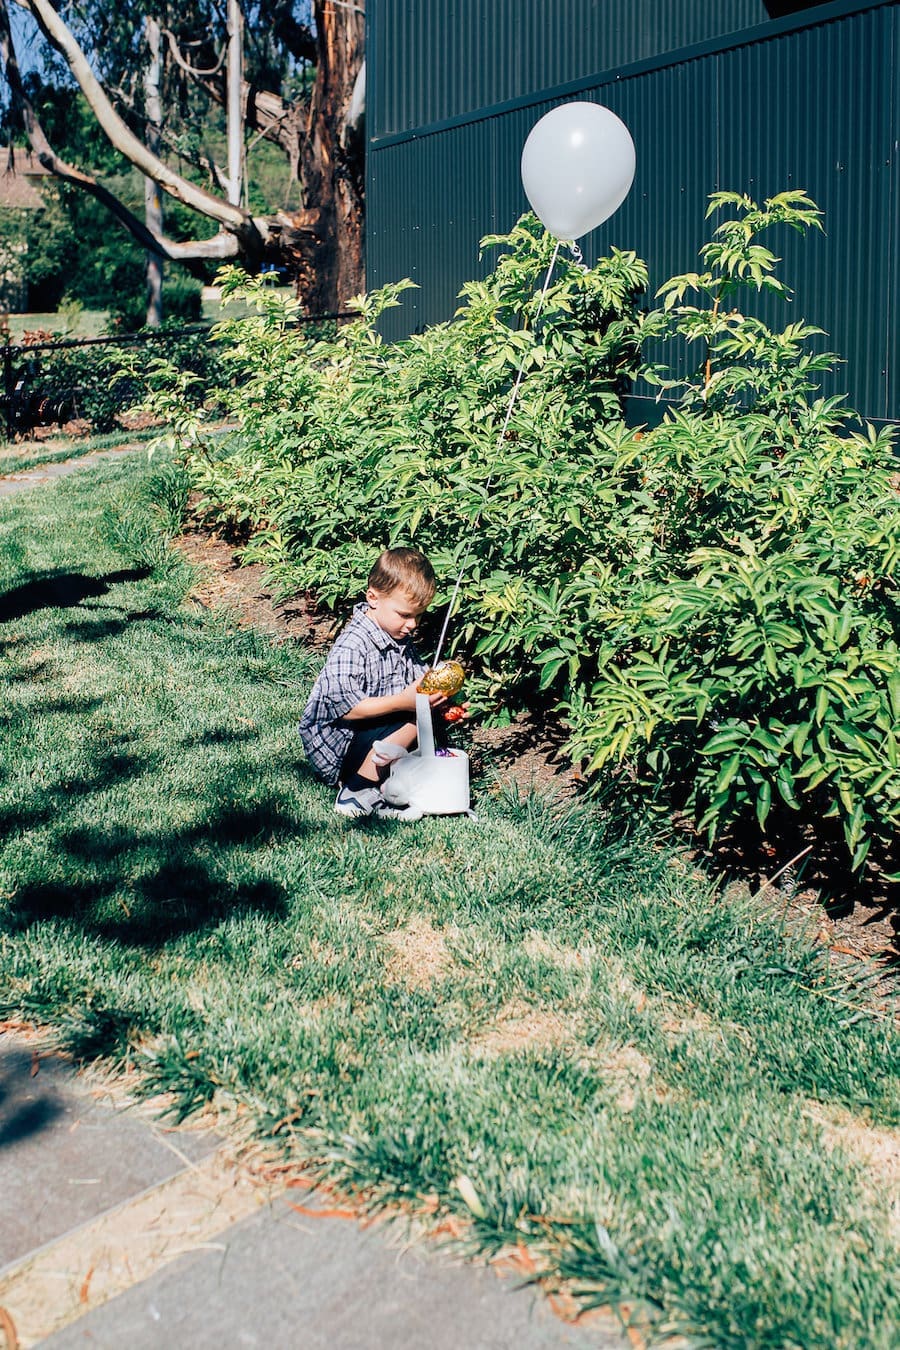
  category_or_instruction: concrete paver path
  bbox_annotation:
[0,1034,627,1349]
[0,446,138,497]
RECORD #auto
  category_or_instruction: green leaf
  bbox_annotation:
[716,753,742,792]
[756,779,772,829]
[814,686,830,725]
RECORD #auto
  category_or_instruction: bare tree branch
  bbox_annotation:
[161,26,226,79]
[18,0,265,250]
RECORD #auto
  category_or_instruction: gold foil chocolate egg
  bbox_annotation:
[418,660,465,696]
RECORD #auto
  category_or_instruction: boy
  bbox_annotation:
[300,547,451,817]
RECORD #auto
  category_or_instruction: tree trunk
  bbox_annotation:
[292,0,365,313]
[144,17,164,328]
[226,0,244,207]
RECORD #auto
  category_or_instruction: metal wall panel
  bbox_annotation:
[715,5,898,419]
[370,1,854,137]
[368,2,899,422]
[368,122,499,339]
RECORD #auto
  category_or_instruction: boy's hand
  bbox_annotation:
[399,680,447,710]
[442,701,470,724]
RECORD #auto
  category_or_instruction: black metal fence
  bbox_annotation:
[1,324,209,440]
[0,312,354,441]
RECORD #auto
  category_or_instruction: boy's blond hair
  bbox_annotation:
[367,548,436,608]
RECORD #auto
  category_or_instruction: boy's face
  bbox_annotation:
[365,586,428,641]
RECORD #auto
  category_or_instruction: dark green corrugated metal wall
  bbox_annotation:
[367,0,899,424]
[370,1,821,135]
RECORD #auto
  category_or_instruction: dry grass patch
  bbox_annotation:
[523,931,594,970]
[805,1101,900,1238]
[470,1000,576,1057]
[288,936,344,970]
[524,934,651,1015]
[662,1007,715,1037]
[579,1040,658,1110]
[381,915,459,990]
[661,1003,753,1053]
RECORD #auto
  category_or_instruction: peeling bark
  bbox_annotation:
[293,0,365,309]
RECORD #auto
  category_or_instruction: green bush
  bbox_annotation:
[171,217,647,670]
[152,196,900,875]
[560,193,900,872]
[561,408,900,873]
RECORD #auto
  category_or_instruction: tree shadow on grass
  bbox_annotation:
[60,611,173,642]
[0,694,104,726]
[12,866,288,945]
[6,783,313,943]
[0,563,319,949]
[180,727,259,749]
[0,568,152,623]
[0,745,154,837]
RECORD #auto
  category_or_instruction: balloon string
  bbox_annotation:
[432,238,562,667]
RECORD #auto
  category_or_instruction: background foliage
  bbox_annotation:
[17,327,226,432]
[3,86,210,324]
[1,63,296,327]
[150,195,900,878]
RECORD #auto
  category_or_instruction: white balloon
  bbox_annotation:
[520,102,636,241]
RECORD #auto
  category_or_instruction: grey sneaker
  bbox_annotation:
[334,784,384,818]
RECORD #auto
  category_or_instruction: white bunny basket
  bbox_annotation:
[375,693,473,820]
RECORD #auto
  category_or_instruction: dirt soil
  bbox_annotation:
[175,528,899,984]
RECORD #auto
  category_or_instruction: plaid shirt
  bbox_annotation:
[299,602,425,784]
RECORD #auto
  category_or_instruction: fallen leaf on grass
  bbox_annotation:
[289,1202,357,1221]
[453,1174,486,1218]
[79,1265,94,1304]
[489,1241,540,1279]
[547,1292,574,1321]
[429,1215,469,1240]
[0,1306,18,1350]
[270,1111,304,1135]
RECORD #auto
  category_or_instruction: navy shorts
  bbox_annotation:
[339,715,416,781]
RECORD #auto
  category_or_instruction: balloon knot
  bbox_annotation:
[568,241,589,272]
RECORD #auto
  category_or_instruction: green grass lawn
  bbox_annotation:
[5,309,110,342]
[3,293,285,341]
[0,455,897,1348]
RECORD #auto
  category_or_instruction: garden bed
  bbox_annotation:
[174,526,898,977]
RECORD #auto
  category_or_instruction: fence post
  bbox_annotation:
[3,341,13,442]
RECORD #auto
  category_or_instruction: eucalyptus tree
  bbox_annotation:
[0,0,365,312]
